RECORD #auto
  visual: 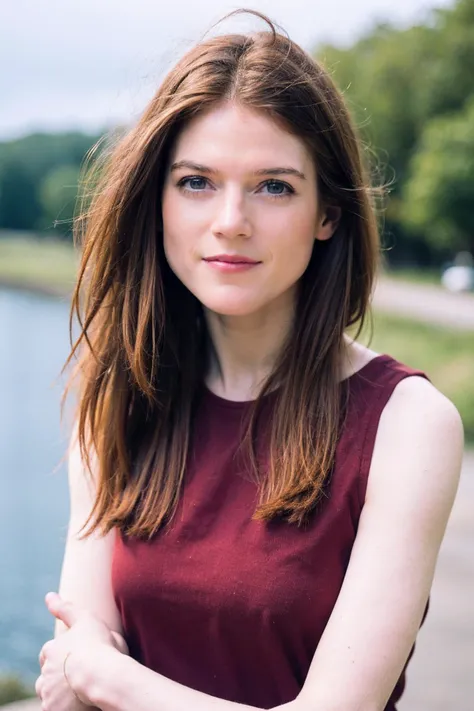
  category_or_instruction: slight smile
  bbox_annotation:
[203,254,262,273]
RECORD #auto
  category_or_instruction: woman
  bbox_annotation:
[36,10,463,711]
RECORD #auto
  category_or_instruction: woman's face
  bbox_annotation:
[162,101,336,318]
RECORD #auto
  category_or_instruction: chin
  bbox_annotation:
[199,293,264,318]
[205,303,262,318]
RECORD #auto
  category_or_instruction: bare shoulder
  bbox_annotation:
[368,374,464,506]
[382,375,464,446]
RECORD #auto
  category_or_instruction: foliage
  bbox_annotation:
[0,674,34,706]
[0,132,102,235]
[402,99,474,252]
[316,0,474,263]
[38,164,81,236]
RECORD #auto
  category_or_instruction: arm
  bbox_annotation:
[294,375,464,711]
[36,426,127,710]
[55,425,123,638]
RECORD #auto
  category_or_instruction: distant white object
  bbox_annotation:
[441,265,474,293]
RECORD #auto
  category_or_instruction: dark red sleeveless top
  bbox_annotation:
[112,354,430,710]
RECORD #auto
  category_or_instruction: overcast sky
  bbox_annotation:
[1,0,453,140]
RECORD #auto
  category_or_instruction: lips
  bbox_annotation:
[203,254,260,264]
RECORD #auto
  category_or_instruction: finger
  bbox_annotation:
[111,630,129,655]
[35,675,43,699]
[45,592,80,628]
[39,640,53,669]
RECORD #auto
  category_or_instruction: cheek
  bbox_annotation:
[162,191,190,271]
[162,231,189,286]
[270,216,316,278]
[277,241,314,287]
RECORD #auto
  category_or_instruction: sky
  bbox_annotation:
[1,0,454,140]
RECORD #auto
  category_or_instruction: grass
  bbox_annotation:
[357,312,474,443]
[382,266,442,286]
[0,230,78,295]
[0,674,34,706]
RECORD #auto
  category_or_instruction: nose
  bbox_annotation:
[210,186,252,240]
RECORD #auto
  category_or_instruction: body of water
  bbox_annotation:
[0,288,71,680]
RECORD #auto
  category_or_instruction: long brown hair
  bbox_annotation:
[63,10,381,539]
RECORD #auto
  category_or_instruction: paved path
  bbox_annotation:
[398,449,474,711]
[374,277,474,330]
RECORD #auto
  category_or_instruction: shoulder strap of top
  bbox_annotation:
[349,354,431,507]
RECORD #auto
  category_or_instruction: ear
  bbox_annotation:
[315,205,341,242]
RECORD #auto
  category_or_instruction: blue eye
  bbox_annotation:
[177,176,209,191]
[261,180,294,198]
[176,176,294,198]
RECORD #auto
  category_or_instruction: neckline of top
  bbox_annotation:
[201,353,391,410]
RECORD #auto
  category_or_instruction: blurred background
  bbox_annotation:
[0,1,473,709]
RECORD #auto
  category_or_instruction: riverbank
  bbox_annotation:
[0,233,78,297]
[0,275,69,299]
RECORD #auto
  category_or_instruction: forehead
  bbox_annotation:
[170,101,313,173]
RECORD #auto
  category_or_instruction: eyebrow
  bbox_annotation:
[169,160,306,180]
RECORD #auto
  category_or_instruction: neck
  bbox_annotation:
[204,294,295,402]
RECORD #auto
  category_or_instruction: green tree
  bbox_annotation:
[418,0,474,120]
[0,131,102,235]
[319,22,443,189]
[38,164,81,236]
[0,158,42,229]
[315,0,474,265]
[402,99,474,254]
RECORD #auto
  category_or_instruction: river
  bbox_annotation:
[0,288,71,680]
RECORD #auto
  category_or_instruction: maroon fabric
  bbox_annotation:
[112,354,430,709]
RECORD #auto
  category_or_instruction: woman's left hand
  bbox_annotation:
[36,592,126,711]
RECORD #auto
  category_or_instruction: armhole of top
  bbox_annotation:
[357,369,432,508]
